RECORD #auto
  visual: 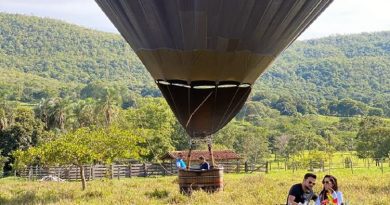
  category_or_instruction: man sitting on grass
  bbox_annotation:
[286,173,318,205]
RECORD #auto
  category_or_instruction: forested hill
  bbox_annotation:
[1,13,389,117]
[253,31,390,117]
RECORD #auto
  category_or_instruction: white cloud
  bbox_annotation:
[299,0,390,39]
[0,0,118,32]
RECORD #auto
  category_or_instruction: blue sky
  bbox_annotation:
[0,0,389,40]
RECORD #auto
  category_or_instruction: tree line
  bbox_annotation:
[2,93,389,173]
[1,13,390,117]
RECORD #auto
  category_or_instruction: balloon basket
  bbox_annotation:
[178,167,224,194]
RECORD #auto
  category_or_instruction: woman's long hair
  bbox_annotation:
[319,175,338,202]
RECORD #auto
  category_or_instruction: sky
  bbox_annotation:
[0,0,389,40]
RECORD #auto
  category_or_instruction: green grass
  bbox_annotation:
[1,168,390,204]
[269,151,389,171]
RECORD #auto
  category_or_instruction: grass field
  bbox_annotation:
[1,168,390,205]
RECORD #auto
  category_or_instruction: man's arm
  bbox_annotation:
[287,185,300,205]
[287,195,299,205]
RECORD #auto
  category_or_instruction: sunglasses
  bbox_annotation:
[322,181,331,184]
[308,181,316,185]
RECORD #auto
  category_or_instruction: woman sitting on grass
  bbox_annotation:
[315,175,344,205]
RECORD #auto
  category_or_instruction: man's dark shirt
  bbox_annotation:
[286,183,317,204]
[200,162,210,170]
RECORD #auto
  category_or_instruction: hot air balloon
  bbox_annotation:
[96,0,333,193]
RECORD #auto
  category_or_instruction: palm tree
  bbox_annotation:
[96,88,119,127]
[34,99,51,129]
[0,101,16,131]
[35,98,72,131]
[73,98,97,128]
[49,98,71,131]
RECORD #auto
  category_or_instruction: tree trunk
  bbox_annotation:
[59,112,65,130]
[79,165,86,190]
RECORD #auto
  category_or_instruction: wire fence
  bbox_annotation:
[266,157,390,174]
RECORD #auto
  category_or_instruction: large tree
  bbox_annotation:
[15,127,144,190]
[120,98,175,160]
[0,107,46,173]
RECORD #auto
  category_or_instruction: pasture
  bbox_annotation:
[1,168,389,205]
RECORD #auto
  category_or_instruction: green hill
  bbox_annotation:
[253,31,390,117]
[0,13,389,117]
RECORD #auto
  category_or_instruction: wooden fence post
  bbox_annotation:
[128,164,132,178]
[284,160,287,171]
[309,160,312,171]
[76,166,79,181]
[65,167,70,180]
[236,160,240,173]
[381,159,384,174]
[244,161,248,173]
[162,163,166,176]
[292,161,295,173]
[28,166,32,181]
[35,165,39,180]
[265,161,269,174]
[110,164,114,179]
[143,163,147,177]
[117,165,120,180]
[91,165,95,180]
[350,160,354,174]
[170,160,174,174]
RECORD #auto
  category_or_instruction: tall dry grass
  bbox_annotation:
[1,168,389,204]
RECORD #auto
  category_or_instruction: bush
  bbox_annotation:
[145,189,169,199]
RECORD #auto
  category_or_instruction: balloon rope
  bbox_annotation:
[211,86,218,136]
[219,87,252,127]
[186,139,193,170]
[240,91,252,122]
[185,91,213,128]
[216,87,240,128]
[208,141,215,168]
[165,83,184,123]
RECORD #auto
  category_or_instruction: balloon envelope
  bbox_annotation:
[96,0,333,138]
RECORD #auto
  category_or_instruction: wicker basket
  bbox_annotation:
[178,168,224,194]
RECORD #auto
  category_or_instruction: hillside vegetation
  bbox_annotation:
[0,13,389,117]
[1,13,390,179]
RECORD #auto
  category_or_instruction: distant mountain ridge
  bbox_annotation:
[1,13,389,117]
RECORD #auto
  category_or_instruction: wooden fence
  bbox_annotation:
[19,161,268,180]
[18,158,389,181]
[20,163,173,180]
